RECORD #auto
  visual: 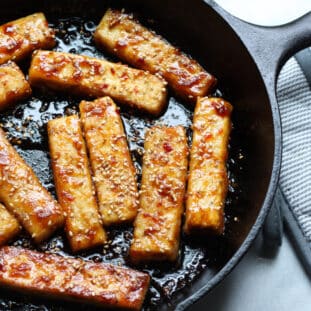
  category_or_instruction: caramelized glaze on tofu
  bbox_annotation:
[130,126,188,263]
[184,97,232,235]
[0,128,64,243]
[0,61,31,111]
[0,247,150,310]
[29,50,168,116]
[94,9,216,102]
[80,97,139,226]
[48,115,106,252]
[0,203,20,246]
[0,13,55,64]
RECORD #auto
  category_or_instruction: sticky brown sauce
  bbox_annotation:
[0,17,244,311]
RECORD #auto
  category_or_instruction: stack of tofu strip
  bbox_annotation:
[0,9,232,310]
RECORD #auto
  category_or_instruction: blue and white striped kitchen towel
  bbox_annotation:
[277,47,311,275]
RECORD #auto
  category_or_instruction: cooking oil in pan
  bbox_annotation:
[0,17,244,311]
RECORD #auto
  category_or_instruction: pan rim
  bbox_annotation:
[175,1,282,309]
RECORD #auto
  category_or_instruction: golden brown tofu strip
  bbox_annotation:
[184,97,232,235]
[0,247,150,311]
[29,50,167,116]
[80,97,138,226]
[48,115,107,252]
[130,126,188,264]
[0,61,31,111]
[0,128,64,243]
[94,9,216,102]
[0,13,55,64]
[0,203,20,246]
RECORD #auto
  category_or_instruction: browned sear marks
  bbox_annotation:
[0,247,150,311]
[184,97,232,235]
[0,128,64,243]
[80,97,139,226]
[130,126,188,263]
[48,115,106,252]
[0,202,21,246]
[29,50,168,116]
[94,9,216,102]
[0,13,55,64]
[0,61,31,111]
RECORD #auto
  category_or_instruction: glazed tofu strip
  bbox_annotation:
[0,203,20,246]
[0,128,64,243]
[184,97,232,235]
[29,50,167,116]
[94,9,216,102]
[0,247,150,311]
[80,97,139,226]
[0,61,31,111]
[48,115,106,252]
[130,126,188,263]
[0,13,55,65]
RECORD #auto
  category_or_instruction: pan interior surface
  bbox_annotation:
[0,0,275,310]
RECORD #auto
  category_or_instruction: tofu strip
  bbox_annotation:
[130,126,188,263]
[80,97,138,226]
[0,61,31,111]
[0,13,55,65]
[94,9,216,102]
[48,115,106,252]
[29,50,168,116]
[0,203,20,246]
[0,246,150,311]
[0,128,64,243]
[184,97,232,235]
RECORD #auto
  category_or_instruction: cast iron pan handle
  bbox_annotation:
[207,1,311,86]
[206,1,311,251]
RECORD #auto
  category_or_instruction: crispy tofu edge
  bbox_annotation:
[0,12,56,64]
[0,61,32,110]
[0,203,21,246]
[0,246,150,311]
[94,8,216,103]
[79,97,139,226]
[0,128,65,243]
[184,97,232,235]
[28,50,168,116]
[48,115,107,252]
[130,125,188,264]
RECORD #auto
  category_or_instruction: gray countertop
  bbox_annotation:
[215,0,311,26]
[191,232,311,311]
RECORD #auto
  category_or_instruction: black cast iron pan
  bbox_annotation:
[0,0,310,310]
